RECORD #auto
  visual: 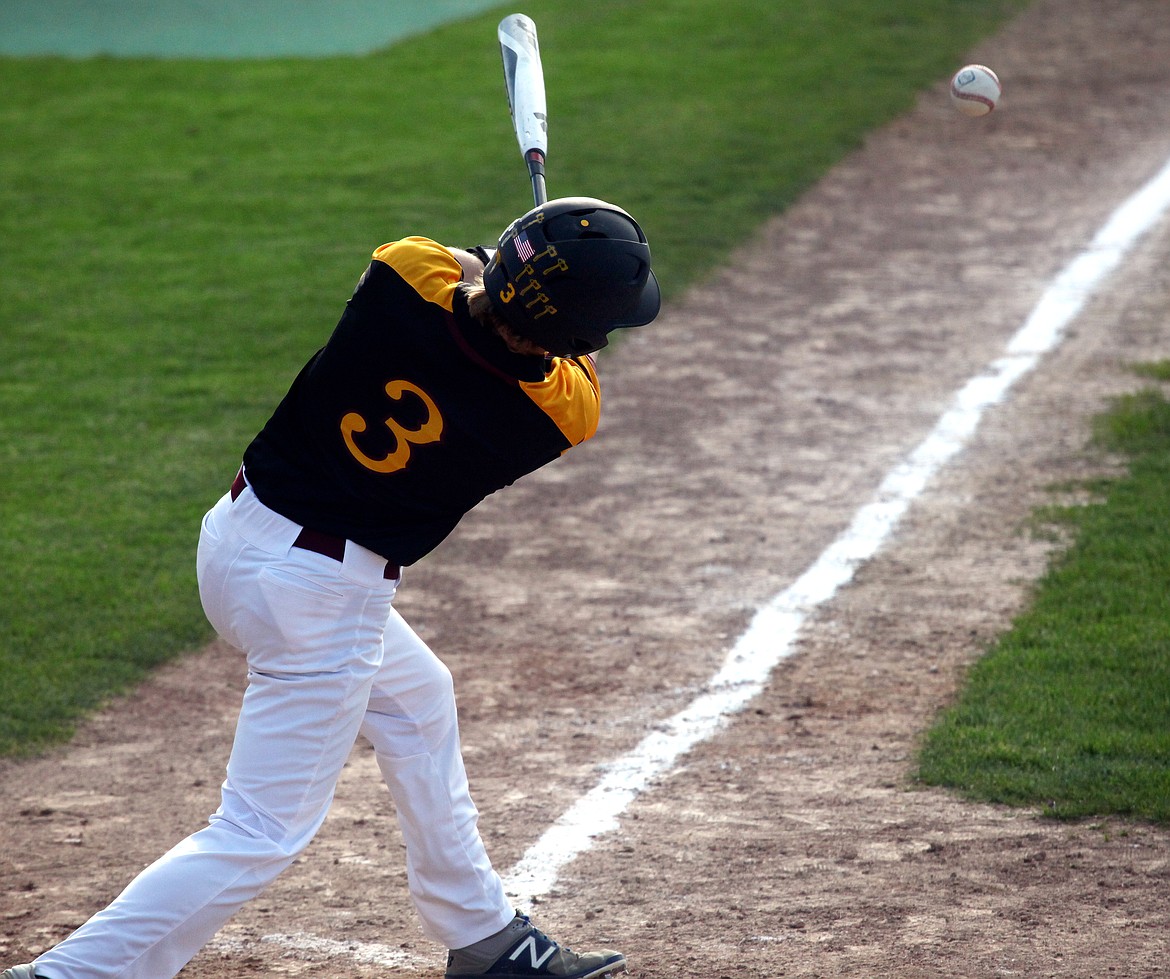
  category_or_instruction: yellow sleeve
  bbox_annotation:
[520,355,601,447]
[372,237,463,312]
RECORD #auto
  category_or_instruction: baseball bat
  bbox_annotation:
[497,13,549,207]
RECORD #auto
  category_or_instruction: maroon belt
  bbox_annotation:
[230,469,400,580]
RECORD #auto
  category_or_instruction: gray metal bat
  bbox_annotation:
[498,13,549,206]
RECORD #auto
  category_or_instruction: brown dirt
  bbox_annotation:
[5,1,1170,976]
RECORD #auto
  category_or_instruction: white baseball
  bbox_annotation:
[950,64,1001,117]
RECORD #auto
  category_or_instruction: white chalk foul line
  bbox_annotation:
[502,153,1170,905]
[209,932,433,969]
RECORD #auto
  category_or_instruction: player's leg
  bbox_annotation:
[359,607,514,950]
[358,608,628,979]
[32,491,397,979]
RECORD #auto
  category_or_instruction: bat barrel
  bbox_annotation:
[500,14,549,207]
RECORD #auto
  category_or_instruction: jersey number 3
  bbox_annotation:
[341,380,443,473]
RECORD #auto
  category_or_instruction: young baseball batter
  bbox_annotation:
[5,197,659,979]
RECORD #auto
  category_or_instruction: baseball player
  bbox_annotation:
[4,197,659,979]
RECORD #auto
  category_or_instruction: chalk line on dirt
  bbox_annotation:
[207,932,433,969]
[262,155,1170,965]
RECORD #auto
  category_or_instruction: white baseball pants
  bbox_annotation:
[34,481,513,979]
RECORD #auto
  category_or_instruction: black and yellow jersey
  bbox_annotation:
[242,237,600,565]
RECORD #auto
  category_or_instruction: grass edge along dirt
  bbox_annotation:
[917,370,1170,826]
[0,0,1028,755]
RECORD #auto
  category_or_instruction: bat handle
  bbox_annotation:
[526,149,548,206]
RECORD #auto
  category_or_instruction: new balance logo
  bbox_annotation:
[509,935,556,970]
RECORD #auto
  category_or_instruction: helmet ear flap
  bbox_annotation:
[570,334,606,355]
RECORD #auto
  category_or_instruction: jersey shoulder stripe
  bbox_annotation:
[519,355,600,446]
[372,237,462,312]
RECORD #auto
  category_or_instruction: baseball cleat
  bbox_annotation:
[445,912,627,979]
[2,967,46,979]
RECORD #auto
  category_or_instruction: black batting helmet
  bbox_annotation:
[482,197,661,356]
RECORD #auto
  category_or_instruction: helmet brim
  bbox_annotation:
[624,269,661,329]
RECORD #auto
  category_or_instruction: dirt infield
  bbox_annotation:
[4,1,1170,976]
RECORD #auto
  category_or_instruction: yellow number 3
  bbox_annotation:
[341,380,444,474]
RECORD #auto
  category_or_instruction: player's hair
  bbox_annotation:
[464,284,547,356]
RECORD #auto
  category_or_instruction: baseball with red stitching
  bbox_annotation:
[950,64,1001,117]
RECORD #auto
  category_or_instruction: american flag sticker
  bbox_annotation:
[514,231,535,262]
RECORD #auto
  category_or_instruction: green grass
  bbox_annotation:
[917,380,1170,824]
[0,0,1028,754]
